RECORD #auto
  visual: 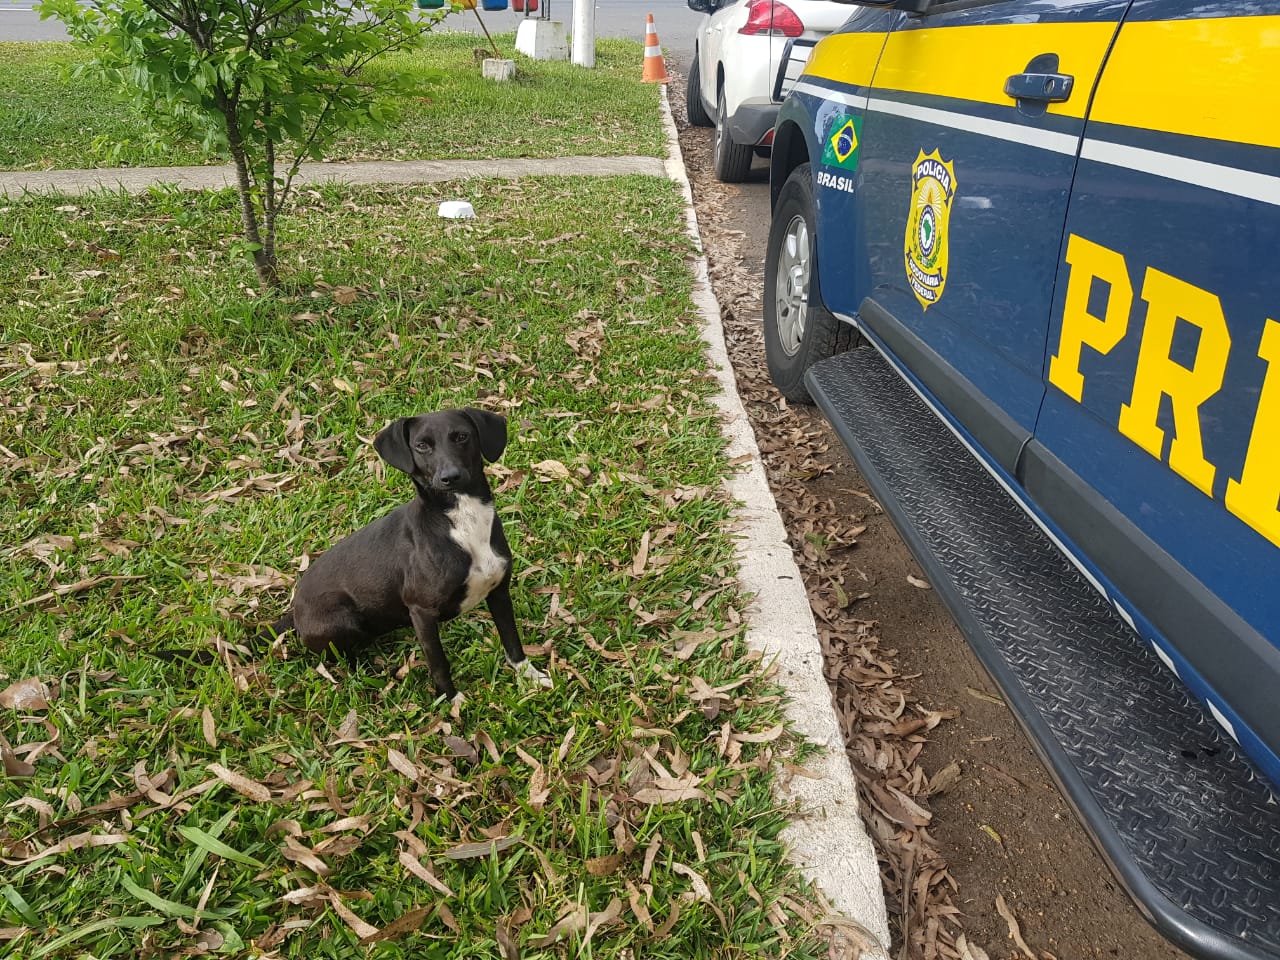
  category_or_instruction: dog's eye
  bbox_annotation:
[414,439,433,451]
[451,431,469,444]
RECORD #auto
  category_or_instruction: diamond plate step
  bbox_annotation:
[806,346,1280,960]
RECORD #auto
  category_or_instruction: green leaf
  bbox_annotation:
[30,916,166,958]
[1,884,39,926]
[176,825,266,868]
[119,874,200,918]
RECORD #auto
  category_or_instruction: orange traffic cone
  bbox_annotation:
[642,14,670,84]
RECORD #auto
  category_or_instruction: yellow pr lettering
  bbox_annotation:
[1048,234,1132,402]
[1117,268,1231,497]
[1225,320,1280,547]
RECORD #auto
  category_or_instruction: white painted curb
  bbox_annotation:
[658,88,892,956]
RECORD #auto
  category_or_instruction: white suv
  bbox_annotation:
[686,0,851,182]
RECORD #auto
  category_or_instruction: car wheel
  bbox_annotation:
[686,55,712,127]
[763,162,862,403]
[713,85,755,183]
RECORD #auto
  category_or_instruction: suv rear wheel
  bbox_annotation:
[763,163,861,402]
[713,85,755,182]
[686,55,712,127]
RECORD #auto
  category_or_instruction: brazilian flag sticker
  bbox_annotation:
[821,113,862,172]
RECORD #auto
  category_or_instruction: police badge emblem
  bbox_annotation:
[904,149,956,310]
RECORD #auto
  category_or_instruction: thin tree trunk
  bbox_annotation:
[263,135,277,269]
[222,101,278,288]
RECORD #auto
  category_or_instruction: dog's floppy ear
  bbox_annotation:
[374,416,418,476]
[463,407,507,462]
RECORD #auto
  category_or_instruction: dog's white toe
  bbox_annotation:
[449,692,466,719]
[515,660,553,688]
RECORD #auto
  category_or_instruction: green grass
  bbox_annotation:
[0,178,825,958]
[0,34,664,171]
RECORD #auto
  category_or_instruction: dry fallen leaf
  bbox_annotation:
[2,748,36,779]
[201,706,217,748]
[956,933,992,960]
[531,459,571,481]
[530,897,622,949]
[671,862,712,900]
[906,574,931,589]
[556,725,577,763]
[329,889,377,939]
[443,735,480,766]
[280,837,330,877]
[1,830,128,866]
[582,897,623,947]
[495,917,520,960]
[386,749,421,782]
[398,850,455,897]
[995,894,1036,959]
[207,763,271,802]
[442,837,521,860]
[530,905,587,949]
[631,530,650,576]
[820,916,884,959]
[336,709,359,741]
[966,686,1007,707]
[926,760,963,796]
[0,678,51,711]
[359,905,433,944]
[585,853,623,877]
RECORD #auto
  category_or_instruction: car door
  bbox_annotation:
[854,0,1130,475]
[697,0,738,110]
[1029,0,1280,776]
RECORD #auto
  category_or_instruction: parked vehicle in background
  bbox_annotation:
[684,0,850,181]
[763,0,1280,957]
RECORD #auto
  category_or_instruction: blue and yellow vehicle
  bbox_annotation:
[762,0,1280,956]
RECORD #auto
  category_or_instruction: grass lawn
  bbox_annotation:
[0,177,828,957]
[0,33,664,171]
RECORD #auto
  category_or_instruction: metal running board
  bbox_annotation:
[806,346,1280,960]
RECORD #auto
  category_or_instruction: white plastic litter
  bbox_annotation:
[438,200,476,219]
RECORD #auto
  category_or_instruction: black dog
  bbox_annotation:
[267,407,549,705]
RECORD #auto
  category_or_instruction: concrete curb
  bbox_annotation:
[657,88,892,956]
[0,155,667,198]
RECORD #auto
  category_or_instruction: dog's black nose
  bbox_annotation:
[436,467,463,489]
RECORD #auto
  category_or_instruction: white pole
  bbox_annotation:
[571,0,595,67]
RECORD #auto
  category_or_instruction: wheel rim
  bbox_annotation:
[774,213,810,357]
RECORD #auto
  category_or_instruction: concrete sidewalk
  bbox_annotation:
[1,112,893,957]
[0,155,666,197]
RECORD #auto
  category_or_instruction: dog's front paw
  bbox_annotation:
[450,691,466,720]
[514,659,553,689]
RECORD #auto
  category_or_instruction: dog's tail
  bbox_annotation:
[149,611,295,665]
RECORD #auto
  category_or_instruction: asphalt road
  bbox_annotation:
[0,0,702,58]
[0,0,67,40]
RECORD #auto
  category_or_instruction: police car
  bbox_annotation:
[761,1,1280,957]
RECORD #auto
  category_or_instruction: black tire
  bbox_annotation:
[713,85,755,183]
[686,55,713,127]
[763,162,862,403]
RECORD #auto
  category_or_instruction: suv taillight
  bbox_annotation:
[738,0,804,38]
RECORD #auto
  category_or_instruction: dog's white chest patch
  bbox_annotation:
[447,495,508,613]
